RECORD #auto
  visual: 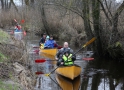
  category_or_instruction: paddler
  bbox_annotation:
[55,42,76,66]
[39,33,47,45]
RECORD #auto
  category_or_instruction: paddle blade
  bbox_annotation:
[83,37,96,48]
[35,72,44,75]
[83,58,94,60]
[35,59,46,63]
[10,30,14,34]
[57,46,62,49]
[33,46,39,48]
[33,50,39,53]
[44,73,50,76]
[23,31,26,36]
[21,19,25,24]
[14,19,17,22]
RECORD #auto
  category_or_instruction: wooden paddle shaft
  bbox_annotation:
[74,37,96,55]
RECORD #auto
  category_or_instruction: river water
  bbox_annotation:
[23,33,124,90]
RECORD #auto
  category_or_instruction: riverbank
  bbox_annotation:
[0,29,35,90]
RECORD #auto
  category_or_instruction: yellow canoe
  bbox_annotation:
[40,53,57,64]
[55,65,81,80]
[40,53,56,60]
[40,48,58,56]
[56,74,81,90]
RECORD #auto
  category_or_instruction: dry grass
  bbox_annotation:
[0,30,35,89]
[0,2,124,49]
[0,62,14,79]
[0,4,86,48]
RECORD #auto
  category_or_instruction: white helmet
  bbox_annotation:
[46,36,49,39]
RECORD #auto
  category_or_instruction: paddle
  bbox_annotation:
[44,37,96,77]
[35,58,94,75]
[35,58,94,63]
[35,72,44,75]
[44,65,60,76]
[13,19,26,36]
[32,46,39,48]
[73,37,96,55]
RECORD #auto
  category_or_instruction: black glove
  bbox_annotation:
[56,59,63,66]
[56,61,60,66]
[72,55,76,61]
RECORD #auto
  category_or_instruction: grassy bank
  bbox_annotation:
[0,80,20,90]
[0,29,35,90]
[0,29,10,44]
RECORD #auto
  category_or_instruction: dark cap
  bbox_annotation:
[50,35,53,37]
[43,33,46,35]
[64,49,70,54]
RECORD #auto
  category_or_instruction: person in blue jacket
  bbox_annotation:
[44,35,55,49]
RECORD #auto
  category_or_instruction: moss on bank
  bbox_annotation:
[0,80,20,90]
[0,29,35,90]
[0,29,10,44]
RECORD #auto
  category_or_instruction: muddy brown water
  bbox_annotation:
[22,33,124,90]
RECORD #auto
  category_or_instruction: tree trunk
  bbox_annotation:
[40,5,50,35]
[91,74,100,90]
[82,0,93,40]
[81,77,89,90]
[92,0,103,56]
[5,0,7,9]
[1,0,4,10]
[31,0,34,3]
[1,0,11,10]
[30,0,35,8]
[109,76,115,90]
[25,0,29,6]
[110,1,124,44]
[10,0,18,12]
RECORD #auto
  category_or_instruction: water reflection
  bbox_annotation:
[35,74,61,90]
[56,74,81,90]
[26,33,124,90]
[34,60,61,90]
[80,59,124,90]
[40,53,56,61]
[29,44,89,90]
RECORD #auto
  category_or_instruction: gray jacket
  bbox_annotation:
[55,47,74,59]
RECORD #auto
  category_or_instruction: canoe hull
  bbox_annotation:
[14,32,23,34]
[56,74,81,90]
[40,53,56,64]
[40,53,56,60]
[55,65,81,80]
[40,48,58,56]
[14,31,23,40]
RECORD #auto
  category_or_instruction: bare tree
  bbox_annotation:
[0,0,11,10]
[110,1,124,44]
[52,0,124,58]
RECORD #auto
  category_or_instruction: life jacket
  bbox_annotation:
[17,25,21,30]
[40,44,44,49]
[62,54,73,65]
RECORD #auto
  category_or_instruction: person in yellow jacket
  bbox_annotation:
[56,49,76,66]
[40,35,50,49]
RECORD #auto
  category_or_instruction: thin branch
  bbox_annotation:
[10,0,18,12]
[114,1,124,17]
[55,2,82,17]
[97,0,112,25]
[104,0,113,17]
[43,1,94,25]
